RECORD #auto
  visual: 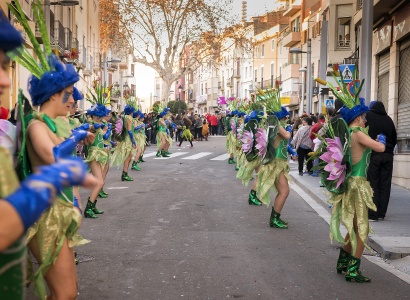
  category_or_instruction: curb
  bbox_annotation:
[290,173,410,260]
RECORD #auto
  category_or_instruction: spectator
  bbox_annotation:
[202,119,209,141]
[366,101,397,221]
[291,117,313,176]
[210,113,218,135]
[194,115,203,141]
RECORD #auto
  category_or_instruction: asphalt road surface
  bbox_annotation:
[28,136,410,299]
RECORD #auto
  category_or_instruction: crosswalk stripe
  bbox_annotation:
[181,152,213,160]
[153,152,189,160]
[210,153,230,161]
[143,152,158,158]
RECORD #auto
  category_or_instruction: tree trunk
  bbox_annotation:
[161,79,171,104]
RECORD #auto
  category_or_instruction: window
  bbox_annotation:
[261,66,264,87]
[270,63,275,86]
[254,69,258,83]
[245,67,248,78]
[291,17,300,32]
[261,44,265,57]
[279,42,282,54]
[271,40,275,51]
[337,4,352,48]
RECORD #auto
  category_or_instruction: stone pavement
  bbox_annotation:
[288,161,410,263]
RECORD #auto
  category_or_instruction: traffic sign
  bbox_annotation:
[338,64,355,83]
[325,99,335,108]
[312,86,319,95]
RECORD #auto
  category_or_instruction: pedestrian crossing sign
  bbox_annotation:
[325,99,334,108]
[338,64,355,83]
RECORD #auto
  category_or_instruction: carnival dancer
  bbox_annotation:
[152,101,172,157]
[178,114,194,148]
[131,107,146,171]
[236,109,265,206]
[219,96,240,165]
[6,1,98,297]
[136,111,147,163]
[315,68,386,283]
[83,83,112,218]
[0,10,96,299]
[254,87,297,228]
[100,111,114,197]
[111,103,137,181]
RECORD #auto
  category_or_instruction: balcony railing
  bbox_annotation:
[57,21,65,53]
[82,45,87,66]
[65,28,72,50]
[50,11,55,42]
[357,0,363,11]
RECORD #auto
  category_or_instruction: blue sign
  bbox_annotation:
[338,64,355,83]
[325,99,335,108]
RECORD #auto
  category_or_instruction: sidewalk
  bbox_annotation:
[288,162,410,261]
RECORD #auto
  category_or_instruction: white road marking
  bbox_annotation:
[181,152,213,160]
[143,152,158,158]
[153,152,188,160]
[106,187,129,190]
[291,182,410,284]
[210,153,230,161]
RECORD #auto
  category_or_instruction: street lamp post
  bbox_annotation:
[299,67,307,116]
[290,40,312,114]
[178,85,183,101]
[114,73,133,111]
[103,54,121,87]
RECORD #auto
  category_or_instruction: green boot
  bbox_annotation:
[101,188,108,196]
[84,200,98,219]
[156,151,161,157]
[91,199,104,214]
[98,190,108,198]
[121,171,134,181]
[248,190,262,206]
[345,257,371,283]
[269,208,288,229]
[165,151,172,155]
[161,150,170,157]
[138,155,146,163]
[228,158,235,164]
[336,248,351,274]
[235,165,240,171]
[131,161,141,171]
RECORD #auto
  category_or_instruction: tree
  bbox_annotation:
[116,0,245,101]
[168,100,188,114]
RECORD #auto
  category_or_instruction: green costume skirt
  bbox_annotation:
[111,135,136,168]
[225,132,236,154]
[181,128,193,141]
[26,197,88,299]
[135,133,146,149]
[156,131,172,148]
[236,156,261,186]
[84,146,109,168]
[256,159,290,206]
[328,176,376,254]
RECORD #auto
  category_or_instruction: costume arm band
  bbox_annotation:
[128,130,136,146]
[287,145,298,156]
[53,130,88,160]
[4,158,88,231]
[103,129,112,140]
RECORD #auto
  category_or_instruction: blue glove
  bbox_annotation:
[287,145,298,157]
[286,125,293,134]
[110,140,115,147]
[72,123,90,132]
[128,130,136,147]
[93,123,105,130]
[73,196,82,213]
[53,130,88,160]
[166,128,170,135]
[165,120,169,125]
[377,134,386,146]
[171,122,177,129]
[107,123,112,130]
[103,129,112,140]
[4,158,88,231]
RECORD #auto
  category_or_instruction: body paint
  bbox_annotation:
[62,91,72,104]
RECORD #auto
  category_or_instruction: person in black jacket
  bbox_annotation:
[366,101,397,221]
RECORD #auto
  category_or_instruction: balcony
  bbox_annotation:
[283,3,301,17]
[226,78,233,88]
[107,63,118,71]
[282,30,301,47]
[93,53,101,71]
[281,63,300,81]
[218,81,225,90]
[356,0,363,11]
[57,21,65,54]
[233,71,241,79]
[197,94,207,104]
[65,28,72,50]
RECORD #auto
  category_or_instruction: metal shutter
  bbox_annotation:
[398,40,410,141]
[377,52,390,108]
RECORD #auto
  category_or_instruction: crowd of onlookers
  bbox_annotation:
[142,111,228,145]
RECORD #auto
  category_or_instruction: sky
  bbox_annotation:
[135,0,282,99]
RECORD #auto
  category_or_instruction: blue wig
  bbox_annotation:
[28,56,79,106]
[73,87,83,101]
[87,103,109,117]
[0,11,23,52]
[340,98,369,124]
[272,106,289,120]
[124,105,135,115]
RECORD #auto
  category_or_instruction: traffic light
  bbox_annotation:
[319,87,329,95]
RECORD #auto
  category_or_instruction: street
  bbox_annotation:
[29,137,410,299]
